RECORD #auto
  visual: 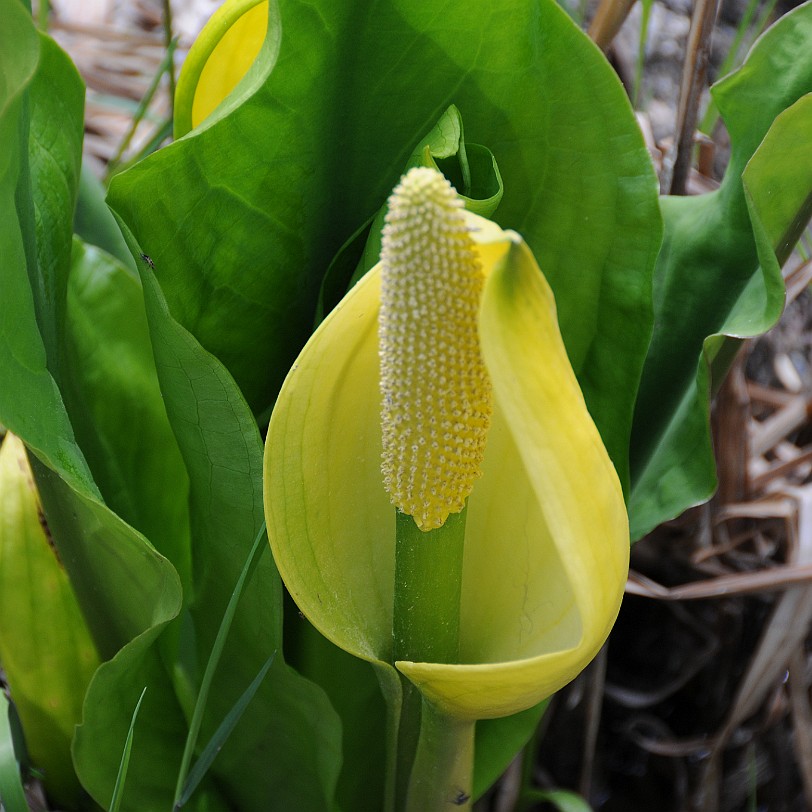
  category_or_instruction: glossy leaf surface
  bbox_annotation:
[111,0,661,494]
[136,255,342,811]
[1,9,339,809]
[0,6,94,492]
[629,2,812,538]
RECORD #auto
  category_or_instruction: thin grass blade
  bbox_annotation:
[172,522,267,808]
[105,38,177,179]
[177,653,276,808]
[114,118,174,176]
[633,0,654,108]
[107,687,147,812]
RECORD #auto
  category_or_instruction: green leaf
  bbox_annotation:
[33,463,187,811]
[316,104,504,322]
[67,229,340,811]
[135,250,342,810]
[33,240,204,811]
[74,623,225,812]
[173,524,267,807]
[25,31,84,379]
[63,239,192,589]
[178,653,276,808]
[0,3,95,494]
[285,617,389,811]
[743,94,812,266]
[73,166,134,268]
[8,24,210,807]
[0,434,100,807]
[0,693,29,812]
[352,106,504,288]
[473,702,548,799]
[108,0,660,494]
[630,2,812,539]
[0,17,195,807]
[108,688,147,812]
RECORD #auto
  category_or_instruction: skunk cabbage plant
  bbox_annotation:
[264,167,629,809]
[3,0,812,807]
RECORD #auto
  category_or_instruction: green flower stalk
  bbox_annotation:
[263,167,629,809]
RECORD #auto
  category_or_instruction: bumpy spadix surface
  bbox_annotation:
[379,168,492,530]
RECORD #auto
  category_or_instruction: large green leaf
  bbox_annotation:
[75,625,228,812]
[0,12,195,808]
[30,451,199,812]
[57,235,240,809]
[134,252,342,810]
[0,8,183,658]
[64,238,192,587]
[3,9,338,808]
[285,614,388,812]
[62,229,339,810]
[0,1,94,492]
[629,2,812,539]
[108,0,660,491]
[58,240,206,809]
[0,7,185,650]
[25,24,84,380]
[0,434,99,809]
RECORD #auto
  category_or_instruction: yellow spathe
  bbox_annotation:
[263,208,629,721]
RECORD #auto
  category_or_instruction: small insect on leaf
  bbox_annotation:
[452,789,470,805]
[140,252,155,270]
